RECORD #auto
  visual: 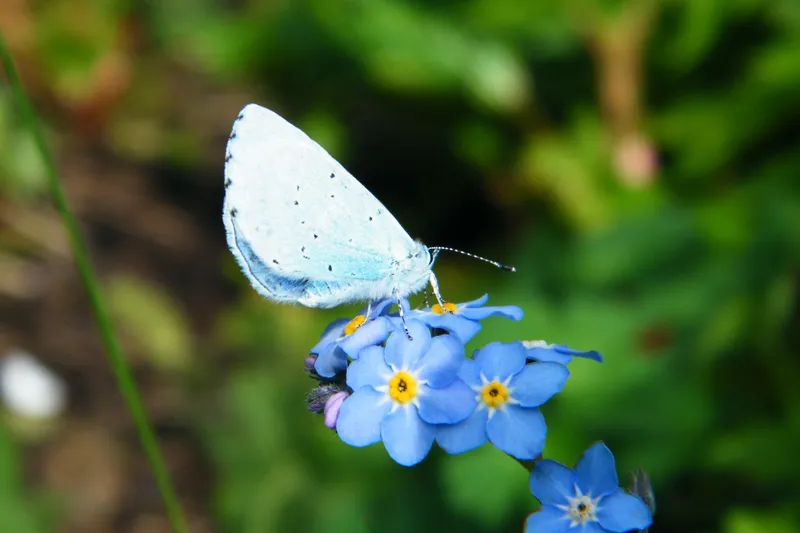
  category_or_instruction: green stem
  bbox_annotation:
[0,34,188,533]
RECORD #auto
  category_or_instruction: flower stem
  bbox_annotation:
[0,33,189,533]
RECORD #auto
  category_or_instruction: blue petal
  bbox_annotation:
[435,408,487,455]
[525,347,574,365]
[417,379,477,424]
[597,489,653,532]
[529,460,577,506]
[346,346,391,391]
[461,294,489,308]
[381,405,435,466]
[418,314,482,344]
[523,506,571,533]
[415,335,464,387]
[314,346,348,378]
[310,319,348,354]
[510,362,570,408]
[575,442,619,498]
[457,358,482,388]
[486,405,546,460]
[384,320,431,370]
[460,304,523,322]
[336,388,391,447]
[474,342,526,381]
[555,345,604,363]
[339,317,392,359]
[370,298,396,317]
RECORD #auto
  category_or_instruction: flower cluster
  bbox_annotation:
[305,294,653,532]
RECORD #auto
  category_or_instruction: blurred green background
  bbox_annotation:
[1,0,799,532]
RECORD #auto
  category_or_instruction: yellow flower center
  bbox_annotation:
[481,381,509,409]
[344,315,367,336]
[431,302,458,315]
[388,371,418,404]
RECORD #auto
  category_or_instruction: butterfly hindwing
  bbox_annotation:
[223,104,433,307]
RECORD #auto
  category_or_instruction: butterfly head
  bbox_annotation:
[389,240,433,292]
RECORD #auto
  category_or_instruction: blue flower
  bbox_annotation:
[523,340,603,365]
[405,294,523,343]
[311,299,395,378]
[436,341,569,460]
[336,320,476,466]
[526,442,653,533]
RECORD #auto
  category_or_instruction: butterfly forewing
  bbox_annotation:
[223,104,419,305]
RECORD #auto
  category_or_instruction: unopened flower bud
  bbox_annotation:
[323,391,349,429]
[306,384,346,414]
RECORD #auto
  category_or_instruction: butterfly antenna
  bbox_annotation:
[429,247,516,272]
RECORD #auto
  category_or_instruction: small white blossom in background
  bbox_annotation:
[0,348,67,419]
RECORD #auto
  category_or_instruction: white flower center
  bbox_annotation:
[557,485,601,528]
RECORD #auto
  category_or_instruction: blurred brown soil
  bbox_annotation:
[0,115,240,532]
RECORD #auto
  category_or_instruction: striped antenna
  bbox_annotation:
[429,247,516,272]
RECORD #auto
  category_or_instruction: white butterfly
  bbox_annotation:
[222,103,444,310]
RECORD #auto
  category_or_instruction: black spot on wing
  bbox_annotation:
[330,173,335,178]
[294,201,299,206]
[369,216,373,221]
[314,234,318,239]
[330,195,335,198]
[328,265,332,272]
[224,178,232,188]
[229,131,237,140]
[225,154,232,163]
[296,185,300,191]
[230,208,238,217]
[273,259,279,265]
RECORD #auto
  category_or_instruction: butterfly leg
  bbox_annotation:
[393,289,413,340]
[365,301,373,319]
[429,272,450,311]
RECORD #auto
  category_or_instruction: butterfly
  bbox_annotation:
[222,104,512,315]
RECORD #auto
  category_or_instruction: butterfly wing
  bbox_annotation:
[222,104,418,306]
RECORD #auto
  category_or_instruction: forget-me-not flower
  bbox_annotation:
[436,341,569,460]
[311,299,395,378]
[523,340,604,365]
[336,320,476,466]
[526,442,653,533]
[405,294,523,343]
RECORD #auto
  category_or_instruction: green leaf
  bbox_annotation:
[440,446,530,528]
